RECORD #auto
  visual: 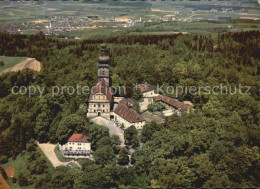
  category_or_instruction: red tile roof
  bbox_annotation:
[157,95,190,112]
[114,104,145,123]
[88,79,113,103]
[139,83,154,93]
[68,134,88,143]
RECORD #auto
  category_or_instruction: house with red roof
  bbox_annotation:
[139,83,158,97]
[60,133,91,158]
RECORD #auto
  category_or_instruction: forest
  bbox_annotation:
[0,30,259,188]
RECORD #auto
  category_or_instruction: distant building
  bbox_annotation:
[60,133,91,158]
[139,83,158,97]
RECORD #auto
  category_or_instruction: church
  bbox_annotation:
[86,43,113,120]
[87,44,146,129]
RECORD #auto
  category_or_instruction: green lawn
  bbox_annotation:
[2,146,54,189]
[54,144,66,162]
[54,144,73,162]
[2,154,33,189]
[0,56,26,72]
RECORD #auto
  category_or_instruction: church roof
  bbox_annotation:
[114,104,145,123]
[68,133,89,143]
[88,79,113,103]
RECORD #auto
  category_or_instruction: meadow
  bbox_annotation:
[0,56,26,72]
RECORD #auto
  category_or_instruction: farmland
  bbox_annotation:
[0,56,26,72]
[0,0,259,38]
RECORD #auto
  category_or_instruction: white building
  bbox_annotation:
[139,83,158,97]
[87,44,114,120]
[60,133,91,158]
[113,99,145,129]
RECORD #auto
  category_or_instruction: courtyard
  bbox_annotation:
[90,116,125,146]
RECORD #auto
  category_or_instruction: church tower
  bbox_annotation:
[98,43,110,85]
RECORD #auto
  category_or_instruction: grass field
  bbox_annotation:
[2,154,33,189]
[54,144,74,162]
[2,147,54,189]
[54,145,66,162]
[0,56,26,72]
[63,20,260,39]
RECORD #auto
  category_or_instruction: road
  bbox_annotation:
[91,117,125,146]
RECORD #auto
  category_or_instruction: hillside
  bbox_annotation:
[0,31,259,188]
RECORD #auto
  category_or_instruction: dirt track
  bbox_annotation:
[38,143,64,167]
[38,143,80,168]
[0,174,10,189]
[0,58,41,76]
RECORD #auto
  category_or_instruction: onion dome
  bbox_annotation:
[98,43,110,63]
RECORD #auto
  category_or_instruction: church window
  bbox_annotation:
[94,104,96,107]
[102,71,105,75]
[103,105,105,107]
[98,104,100,108]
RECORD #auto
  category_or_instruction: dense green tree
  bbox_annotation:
[111,134,121,154]
[132,87,142,100]
[141,121,162,143]
[50,167,74,189]
[147,102,165,112]
[124,125,139,147]
[56,114,89,144]
[117,147,129,165]
[88,124,110,150]
[133,102,141,113]
[0,60,4,67]
[93,146,115,165]
[18,173,29,187]
[0,155,8,164]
